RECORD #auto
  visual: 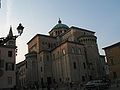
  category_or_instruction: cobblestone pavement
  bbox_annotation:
[105,84,120,90]
[105,87,120,90]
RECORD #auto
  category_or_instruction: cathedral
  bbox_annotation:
[16,19,106,89]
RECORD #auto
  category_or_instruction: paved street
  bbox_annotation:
[105,85,120,90]
[105,87,120,90]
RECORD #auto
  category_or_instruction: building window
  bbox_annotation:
[62,49,66,55]
[82,76,85,82]
[41,67,43,72]
[83,63,86,69]
[0,59,4,68]
[8,77,12,85]
[68,77,70,81]
[53,79,56,83]
[8,51,12,57]
[71,47,75,53]
[73,62,77,69]
[113,72,117,79]
[78,48,81,54]
[59,78,61,82]
[56,31,57,35]
[41,78,43,84]
[89,75,92,80]
[6,63,14,71]
[47,77,52,84]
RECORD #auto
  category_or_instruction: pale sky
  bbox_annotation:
[0,0,120,63]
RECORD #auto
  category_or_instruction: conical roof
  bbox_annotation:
[8,26,13,37]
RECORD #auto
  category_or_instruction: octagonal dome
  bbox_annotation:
[52,19,69,30]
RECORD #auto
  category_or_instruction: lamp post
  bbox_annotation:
[0,23,24,45]
[16,23,24,36]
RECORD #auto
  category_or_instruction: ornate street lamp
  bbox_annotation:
[0,23,24,45]
[17,23,24,36]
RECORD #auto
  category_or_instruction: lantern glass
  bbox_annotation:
[17,23,24,36]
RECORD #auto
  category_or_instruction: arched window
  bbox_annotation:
[73,62,77,69]
[71,47,75,53]
[78,48,81,54]
[62,49,66,55]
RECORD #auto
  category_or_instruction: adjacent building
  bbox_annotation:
[99,55,107,78]
[16,60,26,89]
[103,42,120,80]
[0,27,16,89]
[17,19,106,89]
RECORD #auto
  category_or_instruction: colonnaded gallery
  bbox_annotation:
[17,19,106,89]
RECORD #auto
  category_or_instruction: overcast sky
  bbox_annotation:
[0,0,120,63]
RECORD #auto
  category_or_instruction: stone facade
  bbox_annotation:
[0,27,16,89]
[99,55,107,78]
[17,19,106,89]
[16,60,26,89]
[103,42,120,81]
